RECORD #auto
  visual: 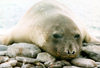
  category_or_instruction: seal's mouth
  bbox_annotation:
[56,50,80,59]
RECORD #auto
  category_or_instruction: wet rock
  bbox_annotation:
[0,56,9,63]
[0,59,17,68]
[63,66,81,68]
[7,43,41,57]
[82,45,100,62]
[0,45,8,51]
[16,56,40,64]
[36,52,55,63]
[71,58,97,68]
[0,51,7,56]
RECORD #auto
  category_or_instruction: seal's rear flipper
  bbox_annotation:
[83,29,100,44]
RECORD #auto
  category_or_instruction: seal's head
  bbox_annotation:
[36,13,82,59]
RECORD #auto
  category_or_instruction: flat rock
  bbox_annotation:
[16,56,40,64]
[6,43,41,57]
[63,66,81,68]
[82,44,100,61]
[21,64,34,68]
[36,52,55,63]
[0,51,7,56]
[0,45,8,51]
[45,60,71,68]
[71,58,97,68]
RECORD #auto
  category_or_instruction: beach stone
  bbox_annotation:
[36,62,46,68]
[0,56,9,63]
[16,62,23,67]
[82,44,100,62]
[0,59,17,68]
[16,56,40,64]
[6,43,41,57]
[36,52,55,63]
[14,67,20,68]
[0,45,8,51]
[71,58,97,68]
[45,60,71,68]
[0,64,12,68]
[0,51,7,56]
[63,66,81,68]
[21,64,34,68]
[96,62,100,68]
[35,66,44,68]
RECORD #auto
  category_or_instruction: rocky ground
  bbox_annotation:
[0,43,100,68]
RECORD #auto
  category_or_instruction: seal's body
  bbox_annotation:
[0,0,99,59]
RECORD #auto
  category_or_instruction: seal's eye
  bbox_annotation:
[53,34,62,39]
[74,34,80,39]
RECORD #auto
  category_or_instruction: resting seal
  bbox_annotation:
[0,0,99,59]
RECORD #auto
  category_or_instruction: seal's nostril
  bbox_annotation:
[67,50,70,54]
[72,51,75,54]
[67,50,75,54]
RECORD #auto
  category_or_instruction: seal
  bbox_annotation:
[0,0,99,59]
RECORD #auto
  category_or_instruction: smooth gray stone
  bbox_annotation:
[6,43,41,57]
[16,56,40,64]
[0,45,8,51]
[36,52,55,63]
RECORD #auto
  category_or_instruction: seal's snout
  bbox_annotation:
[67,50,75,54]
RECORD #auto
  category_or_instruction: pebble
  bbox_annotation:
[0,45,8,51]
[16,56,40,64]
[0,59,17,68]
[63,66,81,68]
[21,64,34,68]
[0,56,9,63]
[0,51,7,56]
[71,58,97,68]
[14,67,20,68]
[45,60,71,68]
[6,43,41,57]
[36,52,55,63]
